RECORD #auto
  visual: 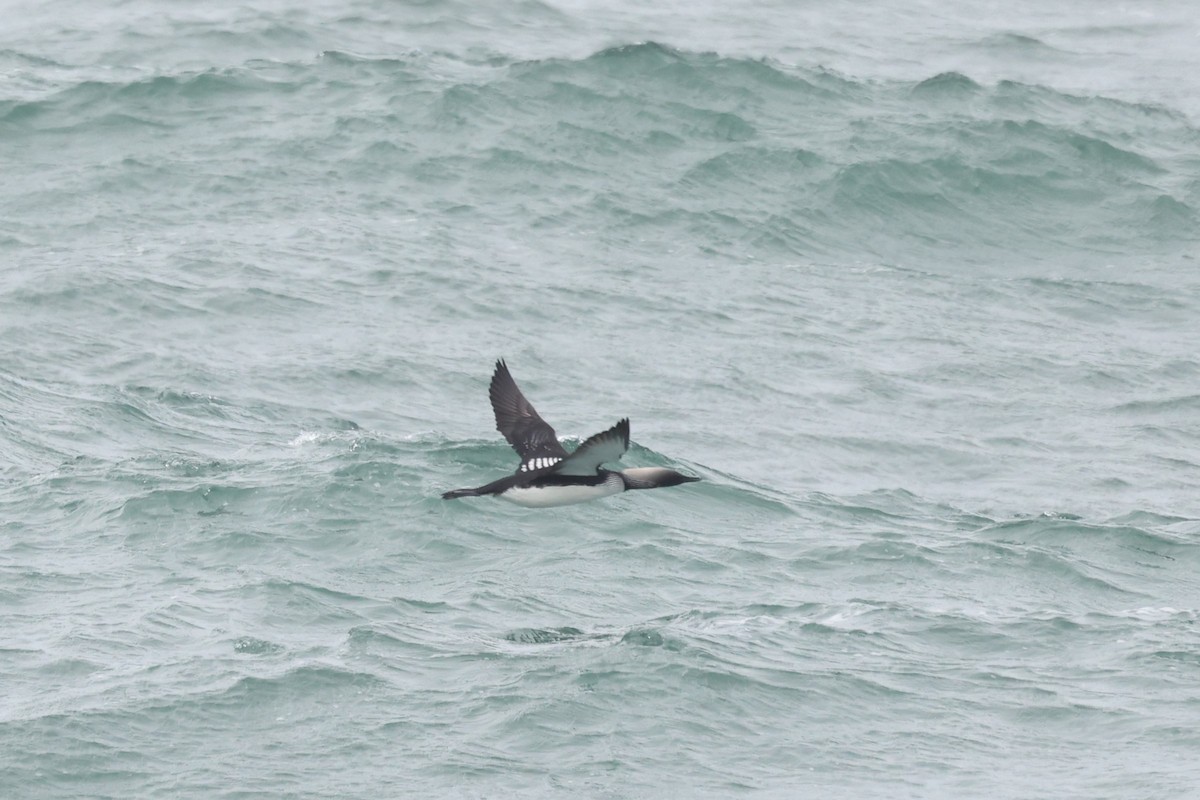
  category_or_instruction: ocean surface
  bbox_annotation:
[3,1,1200,797]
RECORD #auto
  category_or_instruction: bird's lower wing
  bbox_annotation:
[553,418,630,476]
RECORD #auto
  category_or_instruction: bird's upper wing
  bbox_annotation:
[553,418,630,476]
[489,360,569,466]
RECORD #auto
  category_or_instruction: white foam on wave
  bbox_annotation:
[288,431,324,447]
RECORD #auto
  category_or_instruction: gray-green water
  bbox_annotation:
[3,1,1200,797]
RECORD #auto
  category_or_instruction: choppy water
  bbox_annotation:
[3,1,1200,797]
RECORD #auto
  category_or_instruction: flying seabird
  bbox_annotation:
[442,360,700,507]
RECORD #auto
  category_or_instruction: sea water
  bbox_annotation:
[2,1,1199,797]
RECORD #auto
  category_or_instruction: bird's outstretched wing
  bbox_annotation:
[489,360,569,467]
[553,418,630,476]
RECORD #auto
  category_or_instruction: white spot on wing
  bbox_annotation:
[521,456,564,472]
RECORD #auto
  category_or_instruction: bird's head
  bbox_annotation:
[618,467,701,490]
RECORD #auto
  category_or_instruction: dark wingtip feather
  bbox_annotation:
[614,417,631,449]
[490,359,509,395]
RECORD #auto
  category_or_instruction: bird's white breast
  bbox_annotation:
[500,474,624,508]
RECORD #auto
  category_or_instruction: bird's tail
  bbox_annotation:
[442,475,508,500]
